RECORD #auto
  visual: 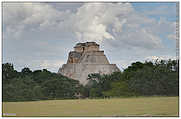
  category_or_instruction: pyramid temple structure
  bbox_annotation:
[58,42,120,85]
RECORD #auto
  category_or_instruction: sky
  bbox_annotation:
[2,2,178,72]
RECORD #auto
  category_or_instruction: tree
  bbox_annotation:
[41,78,79,99]
[90,88,102,98]
[33,86,44,100]
[3,63,18,81]
[21,67,32,75]
[124,61,144,72]
[2,59,178,102]
[103,81,133,97]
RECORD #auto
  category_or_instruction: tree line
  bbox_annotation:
[3,64,81,101]
[84,60,179,98]
[3,59,179,102]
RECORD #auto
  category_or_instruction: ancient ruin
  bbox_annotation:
[58,42,120,85]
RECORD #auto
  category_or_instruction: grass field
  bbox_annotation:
[2,96,178,117]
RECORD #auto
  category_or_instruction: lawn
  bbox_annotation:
[2,96,178,117]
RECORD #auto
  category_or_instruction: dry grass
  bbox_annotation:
[2,96,178,117]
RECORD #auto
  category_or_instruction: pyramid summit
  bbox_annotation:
[58,42,120,85]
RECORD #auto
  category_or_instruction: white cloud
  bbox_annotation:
[3,2,175,48]
[40,60,65,71]
[3,2,177,72]
[3,3,71,39]
[71,3,135,44]
[145,55,176,61]
[113,60,135,70]
[168,34,177,40]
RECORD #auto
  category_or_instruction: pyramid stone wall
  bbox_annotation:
[58,42,120,85]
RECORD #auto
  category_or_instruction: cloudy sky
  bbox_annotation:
[2,2,178,72]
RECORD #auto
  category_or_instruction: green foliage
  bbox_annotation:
[90,88,102,98]
[103,81,133,97]
[41,78,79,99]
[33,86,44,100]
[3,63,18,82]
[3,77,36,101]
[21,67,32,75]
[3,63,80,102]
[2,59,179,101]
[124,61,144,72]
[83,59,179,98]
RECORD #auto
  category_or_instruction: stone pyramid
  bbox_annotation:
[58,42,120,85]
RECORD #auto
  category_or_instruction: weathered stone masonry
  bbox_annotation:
[58,42,120,85]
